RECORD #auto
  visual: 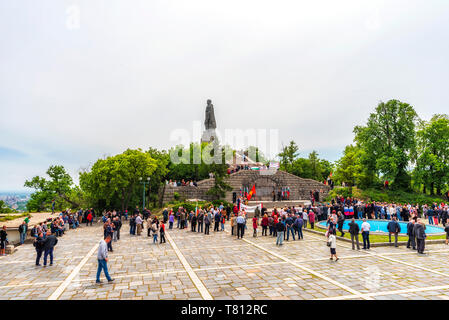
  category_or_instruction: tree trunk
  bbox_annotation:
[158,184,166,208]
[58,193,79,208]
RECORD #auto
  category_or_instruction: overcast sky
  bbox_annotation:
[1,0,449,191]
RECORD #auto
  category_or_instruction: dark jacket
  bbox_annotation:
[276,221,286,232]
[33,236,44,250]
[348,221,359,235]
[407,222,415,236]
[414,223,426,240]
[18,224,27,234]
[43,235,58,250]
[387,221,401,233]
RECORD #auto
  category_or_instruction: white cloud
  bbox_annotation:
[1,0,449,190]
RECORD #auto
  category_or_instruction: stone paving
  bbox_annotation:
[1,221,449,300]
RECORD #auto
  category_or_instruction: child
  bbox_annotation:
[160,222,166,244]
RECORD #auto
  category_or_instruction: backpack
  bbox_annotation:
[30,228,36,238]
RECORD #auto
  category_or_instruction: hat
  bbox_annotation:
[332,210,336,213]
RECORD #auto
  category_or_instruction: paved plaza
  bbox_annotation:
[1,222,449,300]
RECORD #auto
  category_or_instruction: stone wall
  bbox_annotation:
[162,170,330,204]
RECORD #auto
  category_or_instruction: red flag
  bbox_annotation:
[247,185,256,201]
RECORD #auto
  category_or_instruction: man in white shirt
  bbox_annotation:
[96,235,114,283]
[361,219,371,250]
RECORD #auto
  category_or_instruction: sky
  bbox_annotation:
[1,0,449,191]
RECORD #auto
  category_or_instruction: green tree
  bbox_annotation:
[146,148,170,206]
[79,149,158,212]
[24,165,79,212]
[334,145,363,189]
[413,114,449,195]
[354,100,418,190]
[278,141,299,172]
[0,200,16,213]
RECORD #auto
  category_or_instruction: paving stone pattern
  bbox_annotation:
[1,221,449,300]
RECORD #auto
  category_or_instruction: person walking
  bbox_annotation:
[96,235,114,284]
[361,219,371,250]
[129,214,136,235]
[43,230,58,267]
[328,231,339,261]
[387,217,401,247]
[348,218,360,250]
[407,218,417,250]
[275,218,286,246]
[34,232,45,266]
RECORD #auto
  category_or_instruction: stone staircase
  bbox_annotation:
[162,169,330,204]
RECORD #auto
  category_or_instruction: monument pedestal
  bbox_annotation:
[201,129,218,143]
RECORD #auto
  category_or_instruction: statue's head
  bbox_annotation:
[207,99,212,105]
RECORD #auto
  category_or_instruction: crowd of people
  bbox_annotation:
[166,180,198,187]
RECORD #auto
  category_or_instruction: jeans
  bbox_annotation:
[389,232,398,247]
[428,216,433,225]
[221,222,225,231]
[276,231,284,245]
[197,222,203,233]
[362,231,370,249]
[96,259,112,282]
[214,222,219,232]
[129,225,136,235]
[286,227,295,241]
[153,234,158,243]
[35,248,43,265]
[20,232,26,244]
[297,227,303,239]
[358,212,363,219]
[169,222,173,229]
[43,248,54,266]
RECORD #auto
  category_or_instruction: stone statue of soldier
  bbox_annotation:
[204,99,216,130]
